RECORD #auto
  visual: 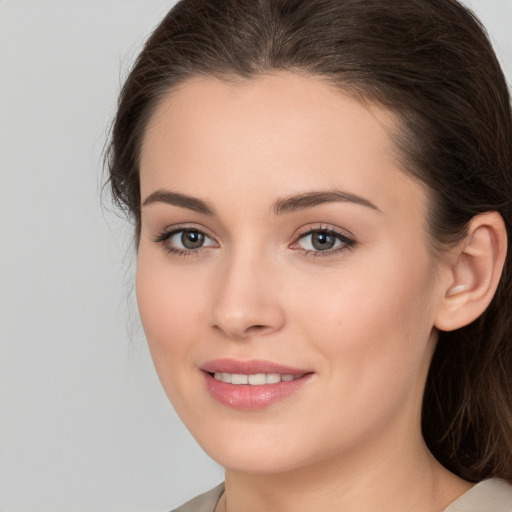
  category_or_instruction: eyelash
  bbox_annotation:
[292,225,357,258]
[153,225,217,257]
[153,224,357,258]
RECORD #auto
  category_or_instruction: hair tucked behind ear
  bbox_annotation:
[106,0,512,481]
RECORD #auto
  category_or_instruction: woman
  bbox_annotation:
[107,0,512,510]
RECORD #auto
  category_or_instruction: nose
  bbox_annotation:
[210,247,286,339]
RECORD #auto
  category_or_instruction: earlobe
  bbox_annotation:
[434,212,507,332]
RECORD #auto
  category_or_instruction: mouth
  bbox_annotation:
[209,371,305,385]
[200,359,314,410]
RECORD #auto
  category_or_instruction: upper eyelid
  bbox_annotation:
[155,223,217,240]
[293,223,356,241]
[155,223,352,237]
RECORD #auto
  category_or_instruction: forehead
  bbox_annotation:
[139,71,427,218]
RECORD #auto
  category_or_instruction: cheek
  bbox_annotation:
[135,250,207,385]
[291,243,437,403]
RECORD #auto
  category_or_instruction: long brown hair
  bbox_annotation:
[106,0,512,482]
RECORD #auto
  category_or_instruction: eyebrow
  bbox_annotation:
[142,188,381,215]
[272,190,382,215]
[142,190,216,215]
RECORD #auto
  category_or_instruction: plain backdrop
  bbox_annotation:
[0,1,511,511]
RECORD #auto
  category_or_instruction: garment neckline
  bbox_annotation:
[443,478,511,511]
[213,478,509,512]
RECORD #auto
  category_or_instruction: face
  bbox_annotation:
[137,72,444,475]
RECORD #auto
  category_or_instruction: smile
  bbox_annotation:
[212,372,305,385]
[200,359,314,410]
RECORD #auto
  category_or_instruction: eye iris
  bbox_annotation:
[181,230,204,249]
[312,232,336,250]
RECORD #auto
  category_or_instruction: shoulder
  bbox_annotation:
[444,478,512,511]
[170,483,225,512]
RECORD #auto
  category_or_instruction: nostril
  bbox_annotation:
[212,322,274,339]
[246,325,269,334]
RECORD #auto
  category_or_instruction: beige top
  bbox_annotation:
[171,479,512,512]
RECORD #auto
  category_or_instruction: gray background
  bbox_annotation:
[1,1,510,511]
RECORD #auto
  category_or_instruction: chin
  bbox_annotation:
[191,422,334,476]
[210,447,307,475]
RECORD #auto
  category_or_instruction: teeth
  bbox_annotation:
[248,373,266,385]
[231,373,248,385]
[213,372,303,385]
[266,373,281,384]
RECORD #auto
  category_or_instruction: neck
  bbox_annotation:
[219,427,471,512]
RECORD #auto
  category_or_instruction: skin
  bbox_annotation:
[137,72,474,511]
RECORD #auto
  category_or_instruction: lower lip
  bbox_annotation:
[203,372,313,410]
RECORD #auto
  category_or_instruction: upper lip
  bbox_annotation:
[200,359,311,375]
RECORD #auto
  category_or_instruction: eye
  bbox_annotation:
[291,227,356,256]
[300,231,340,251]
[171,229,211,250]
[154,227,217,255]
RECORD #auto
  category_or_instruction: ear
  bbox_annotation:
[434,211,508,332]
